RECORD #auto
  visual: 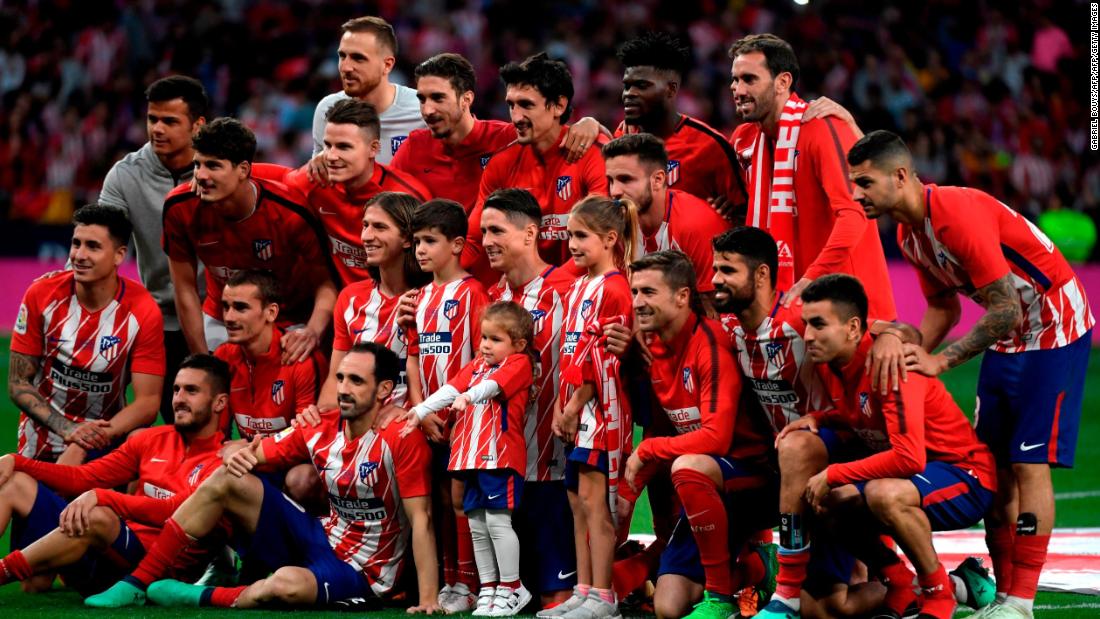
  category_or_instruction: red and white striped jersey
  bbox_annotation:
[447,353,533,475]
[11,271,165,461]
[720,301,829,434]
[333,279,409,405]
[899,185,1094,352]
[560,271,632,452]
[261,412,431,596]
[406,276,489,400]
[634,190,731,293]
[489,265,575,481]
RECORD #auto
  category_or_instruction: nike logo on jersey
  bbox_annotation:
[318,208,339,216]
[1019,442,1046,452]
[150,457,167,463]
[557,570,576,580]
[198,240,220,246]
[487,493,502,500]
[685,509,710,520]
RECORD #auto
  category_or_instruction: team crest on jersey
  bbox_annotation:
[253,239,274,261]
[271,379,286,405]
[859,392,872,417]
[530,308,547,332]
[682,367,695,393]
[98,335,122,362]
[666,159,681,185]
[580,299,595,321]
[188,463,206,487]
[556,175,573,201]
[391,135,408,155]
[765,341,784,364]
[480,154,492,169]
[443,299,460,320]
[359,461,380,483]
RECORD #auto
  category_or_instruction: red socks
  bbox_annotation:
[0,551,32,585]
[131,518,195,587]
[457,514,479,589]
[880,560,917,614]
[1008,533,1049,600]
[986,524,1015,594]
[209,585,248,607]
[774,548,809,601]
[918,565,956,619]
[672,468,731,596]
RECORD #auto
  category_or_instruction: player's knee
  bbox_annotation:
[264,568,310,602]
[196,466,236,500]
[85,506,121,539]
[1010,461,1049,484]
[778,431,825,469]
[863,480,909,521]
[669,454,711,475]
[284,465,321,504]
[0,472,39,515]
[653,588,692,619]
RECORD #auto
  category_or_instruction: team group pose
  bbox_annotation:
[1,17,1091,619]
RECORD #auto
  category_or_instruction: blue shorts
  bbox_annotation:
[803,537,857,597]
[564,447,609,491]
[515,480,576,594]
[238,478,372,604]
[856,461,994,531]
[11,483,145,597]
[657,458,778,583]
[817,427,872,463]
[461,469,523,512]
[976,331,1091,467]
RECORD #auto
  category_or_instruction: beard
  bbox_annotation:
[713,285,755,314]
[338,387,378,419]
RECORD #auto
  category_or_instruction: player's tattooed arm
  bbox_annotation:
[941,274,1021,368]
[8,351,73,436]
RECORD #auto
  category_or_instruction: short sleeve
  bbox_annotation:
[162,200,195,262]
[260,424,311,468]
[934,192,1011,289]
[332,288,354,351]
[391,429,431,498]
[491,354,534,400]
[129,296,166,376]
[10,285,43,356]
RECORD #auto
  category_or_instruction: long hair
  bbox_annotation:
[569,195,640,271]
[364,191,430,289]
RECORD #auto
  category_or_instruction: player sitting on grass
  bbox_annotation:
[0,354,229,596]
[85,343,441,612]
[402,301,536,616]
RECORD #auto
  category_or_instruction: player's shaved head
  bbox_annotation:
[483,188,542,228]
[847,130,913,173]
[617,32,691,78]
[178,353,231,396]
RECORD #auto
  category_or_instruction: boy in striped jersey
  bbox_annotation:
[10,204,165,464]
[848,131,1094,619]
[404,198,490,611]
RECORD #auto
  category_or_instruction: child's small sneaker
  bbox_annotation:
[472,586,497,616]
[489,584,533,616]
[560,593,623,619]
[438,584,455,607]
[536,587,588,618]
[443,582,478,613]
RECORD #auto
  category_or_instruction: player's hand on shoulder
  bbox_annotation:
[902,343,948,377]
[398,409,421,438]
[561,117,601,163]
[305,152,331,187]
[782,278,812,308]
[293,404,324,428]
[281,326,320,365]
[420,413,446,443]
[867,330,908,395]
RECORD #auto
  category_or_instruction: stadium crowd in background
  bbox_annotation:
[0,0,1095,261]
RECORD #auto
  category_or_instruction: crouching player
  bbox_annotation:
[773,275,996,619]
[85,343,442,612]
[622,251,777,619]
[0,354,230,596]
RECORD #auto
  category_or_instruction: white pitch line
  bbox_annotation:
[1055,489,1100,500]
[957,604,1100,615]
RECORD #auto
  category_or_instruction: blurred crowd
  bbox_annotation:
[0,0,1094,258]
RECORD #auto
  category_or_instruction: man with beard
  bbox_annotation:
[162,118,336,358]
[0,354,229,597]
[85,343,441,612]
[392,53,600,213]
[603,133,730,300]
[464,53,609,281]
[727,34,895,320]
[311,16,424,166]
[614,32,746,219]
[97,76,207,423]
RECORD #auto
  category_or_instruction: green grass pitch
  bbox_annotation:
[0,337,1096,616]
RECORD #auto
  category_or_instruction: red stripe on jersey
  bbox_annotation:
[635,191,731,293]
[333,279,409,406]
[409,277,489,399]
[11,272,165,461]
[489,266,575,481]
[447,354,533,475]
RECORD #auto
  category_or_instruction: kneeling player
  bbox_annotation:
[774,275,996,619]
[85,343,441,612]
[622,251,777,619]
[0,354,229,596]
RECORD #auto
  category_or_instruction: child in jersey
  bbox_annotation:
[544,196,637,619]
[401,302,537,616]
[404,199,490,612]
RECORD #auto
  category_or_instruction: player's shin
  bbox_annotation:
[671,468,732,599]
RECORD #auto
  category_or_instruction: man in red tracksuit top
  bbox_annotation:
[765,275,996,619]
[0,354,230,597]
[464,53,608,284]
[622,250,776,619]
[727,34,895,320]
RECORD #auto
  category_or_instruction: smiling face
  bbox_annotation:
[337,31,392,98]
[416,75,472,140]
[729,51,781,124]
[323,122,379,184]
[171,368,224,433]
[622,66,676,126]
[147,99,201,162]
[567,215,615,271]
[413,227,462,273]
[480,208,537,273]
[630,267,688,334]
[335,350,390,419]
[69,224,125,285]
[221,283,277,346]
[193,153,249,203]
[711,251,758,314]
[505,84,565,145]
[361,204,410,268]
